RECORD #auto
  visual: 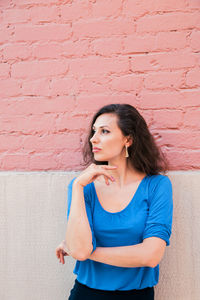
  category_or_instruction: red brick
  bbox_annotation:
[144,70,184,89]
[186,68,200,87]
[137,12,200,33]
[13,24,72,42]
[73,18,135,38]
[131,50,196,72]
[11,60,68,79]
[111,74,143,92]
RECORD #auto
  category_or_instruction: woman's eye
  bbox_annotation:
[102,129,109,134]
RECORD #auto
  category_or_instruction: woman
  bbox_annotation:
[56,104,173,300]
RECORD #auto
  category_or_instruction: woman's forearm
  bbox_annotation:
[65,180,93,260]
[88,243,152,268]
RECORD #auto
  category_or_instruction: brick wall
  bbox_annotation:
[0,0,200,171]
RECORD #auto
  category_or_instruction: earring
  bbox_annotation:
[125,145,129,158]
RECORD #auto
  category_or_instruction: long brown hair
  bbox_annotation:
[81,104,169,175]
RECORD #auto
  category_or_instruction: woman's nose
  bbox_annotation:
[90,132,99,143]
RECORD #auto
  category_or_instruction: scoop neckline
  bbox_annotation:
[91,175,148,215]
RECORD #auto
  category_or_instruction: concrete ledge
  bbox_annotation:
[0,171,200,300]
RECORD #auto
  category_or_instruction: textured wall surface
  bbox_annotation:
[0,0,200,171]
[0,171,200,300]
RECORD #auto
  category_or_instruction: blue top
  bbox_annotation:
[67,174,173,291]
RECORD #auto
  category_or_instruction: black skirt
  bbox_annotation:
[68,279,154,300]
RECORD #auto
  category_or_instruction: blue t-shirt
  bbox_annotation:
[67,174,173,291]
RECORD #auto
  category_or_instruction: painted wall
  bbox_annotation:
[0,1,200,300]
[0,0,200,171]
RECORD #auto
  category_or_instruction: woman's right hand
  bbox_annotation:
[74,163,117,187]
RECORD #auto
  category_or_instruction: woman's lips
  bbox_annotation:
[92,148,101,152]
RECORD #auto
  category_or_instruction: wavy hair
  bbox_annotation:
[81,104,169,175]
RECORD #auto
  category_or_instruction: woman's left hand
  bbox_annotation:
[56,240,70,264]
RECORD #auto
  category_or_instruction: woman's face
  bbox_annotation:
[90,113,130,162]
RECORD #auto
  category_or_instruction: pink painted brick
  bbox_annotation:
[29,6,60,23]
[159,130,200,149]
[3,44,31,60]
[79,77,111,93]
[123,32,187,53]
[58,151,83,171]
[23,133,80,151]
[60,2,90,21]
[55,114,89,131]
[144,70,184,89]
[0,79,21,97]
[139,90,200,109]
[123,0,187,17]
[62,40,90,57]
[73,18,135,38]
[0,114,55,134]
[29,154,58,171]
[111,74,143,92]
[152,110,183,129]
[32,43,62,59]
[1,154,30,170]
[91,0,122,17]
[131,50,196,72]
[0,25,14,44]
[0,135,23,151]
[22,79,51,96]
[13,24,72,42]
[69,56,129,76]
[183,109,200,128]
[50,78,78,95]
[91,37,123,56]
[190,31,200,51]
[2,8,30,24]
[0,96,74,115]
[187,0,200,9]
[137,12,200,33]
[12,0,61,5]
[0,63,10,78]
[11,60,68,79]
[186,68,200,87]
[166,150,200,170]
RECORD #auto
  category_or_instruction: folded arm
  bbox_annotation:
[88,237,166,268]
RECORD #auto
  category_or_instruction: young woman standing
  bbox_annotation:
[56,104,173,300]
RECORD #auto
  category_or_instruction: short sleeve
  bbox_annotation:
[67,177,96,254]
[143,176,173,246]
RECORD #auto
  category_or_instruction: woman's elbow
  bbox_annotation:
[70,246,93,261]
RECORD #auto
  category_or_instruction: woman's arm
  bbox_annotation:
[88,237,166,268]
[65,180,93,261]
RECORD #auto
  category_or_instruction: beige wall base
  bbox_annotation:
[1,171,199,300]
